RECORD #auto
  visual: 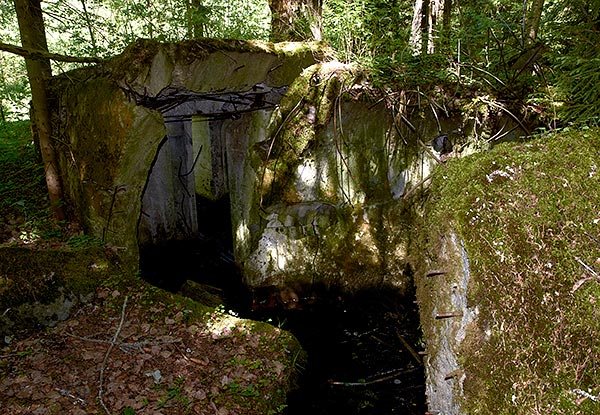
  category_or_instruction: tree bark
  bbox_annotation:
[186,0,205,39]
[410,0,425,54]
[0,41,103,63]
[411,0,448,54]
[269,0,322,42]
[427,0,443,53]
[524,0,544,46]
[14,0,65,221]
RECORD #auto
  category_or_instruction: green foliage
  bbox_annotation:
[66,234,103,249]
[41,0,270,60]
[0,122,46,220]
[1,0,599,137]
[546,1,600,125]
[372,53,451,89]
[0,121,71,244]
[156,376,189,409]
[121,407,135,415]
[323,0,412,63]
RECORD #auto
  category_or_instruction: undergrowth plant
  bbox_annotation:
[0,121,62,243]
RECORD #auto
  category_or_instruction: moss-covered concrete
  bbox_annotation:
[52,76,165,264]
[412,128,600,414]
[105,38,330,96]
[241,63,427,292]
[48,39,329,266]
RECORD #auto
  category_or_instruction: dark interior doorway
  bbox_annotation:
[139,194,251,309]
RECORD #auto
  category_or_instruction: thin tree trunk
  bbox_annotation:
[0,55,5,124]
[442,0,452,33]
[427,0,444,53]
[14,0,65,221]
[525,0,544,46]
[412,0,448,54]
[269,0,322,42]
[186,0,205,39]
[79,0,98,55]
[410,0,425,55]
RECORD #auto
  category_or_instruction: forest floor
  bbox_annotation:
[0,121,301,415]
[0,276,299,415]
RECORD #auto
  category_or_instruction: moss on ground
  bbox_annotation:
[416,127,600,413]
[0,246,123,337]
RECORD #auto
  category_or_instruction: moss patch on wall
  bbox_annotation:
[414,128,600,414]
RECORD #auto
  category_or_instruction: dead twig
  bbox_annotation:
[396,112,446,166]
[98,295,128,415]
[329,367,420,386]
[401,173,434,200]
[258,99,304,207]
[333,87,359,205]
[55,388,86,405]
[575,256,599,278]
[478,97,530,136]
[571,388,600,403]
[66,332,181,353]
[396,331,422,364]
[572,257,600,293]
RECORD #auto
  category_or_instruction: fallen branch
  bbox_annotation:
[401,173,434,200]
[66,332,181,353]
[0,40,103,63]
[396,331,422,364]
[98,296,128,415]
[478,97,530,136]
[328,367,420,387]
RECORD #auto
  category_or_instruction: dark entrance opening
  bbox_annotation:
[139,194,251,310]
[250,283,426,415]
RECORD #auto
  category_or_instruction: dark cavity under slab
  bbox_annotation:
[253,285,426,415]
[139,194,425,414]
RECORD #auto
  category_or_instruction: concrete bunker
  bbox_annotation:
[48,39,324,276]
[136,86,284,293]
[48,38,501,414]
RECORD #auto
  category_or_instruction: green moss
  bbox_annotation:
[0,246,122,336]
[259,62,365,206]
[415,128,600,413]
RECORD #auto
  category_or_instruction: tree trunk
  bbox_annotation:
[411,0,448,54]
[186,0,205,39]
[524,0,544,46]
[410,0,425,55]
[14,0,65,221]
[269,0,322,42]
[79,0,98,55]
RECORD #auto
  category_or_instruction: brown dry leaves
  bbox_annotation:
[0,286,293,415]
